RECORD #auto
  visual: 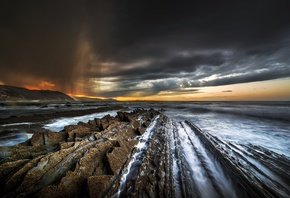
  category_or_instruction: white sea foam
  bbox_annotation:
[0,132,32,146]
[43,111,117,132]
[182,122,237,198]
[177,122,218,198]
[112,115,160,198]
[1,122,34,127]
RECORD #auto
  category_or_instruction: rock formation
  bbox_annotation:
[1,108,290,198]
[0,109,161,198]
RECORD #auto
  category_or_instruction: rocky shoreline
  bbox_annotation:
[0,109,162,197]
[1,108,290,198]
[0,106,126,142]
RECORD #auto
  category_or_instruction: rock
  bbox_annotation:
[88,119,97,126]
[77,121,91,128]
[137,126,146,135]
[30,131,67,146]
[106,145,136,175]
[1,108,289,198]
[87,175,113,198]
[117,111,129,122]
[0,109,161,198]
[65,125,91,142]
[100,114,111,130]
[30,132,45,146]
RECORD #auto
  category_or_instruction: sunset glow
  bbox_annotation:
[115,78,290,101]
[1,1,290,101]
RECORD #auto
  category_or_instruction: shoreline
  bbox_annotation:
[1,108,289,197]
[0,105,125,125]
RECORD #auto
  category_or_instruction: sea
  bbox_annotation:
[0,101,289,157]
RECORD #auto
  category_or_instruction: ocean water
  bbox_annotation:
[1,101,290,157]
[124,101,290,197]
[0,101,113,119]
[124,101,290,157]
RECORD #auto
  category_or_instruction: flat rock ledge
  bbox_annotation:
[0,109,163,198]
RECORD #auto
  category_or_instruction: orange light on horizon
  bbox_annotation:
[116,77,290,101]
[23,80,55,90]
[23,85,42,90]
[67,94,108,100]
[17,77,290,101]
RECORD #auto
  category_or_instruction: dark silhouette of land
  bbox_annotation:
[0,85,74,101]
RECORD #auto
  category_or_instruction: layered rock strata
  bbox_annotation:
[1,109,290,198]
[0,109,160,198]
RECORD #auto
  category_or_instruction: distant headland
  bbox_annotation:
[0,85,74,101]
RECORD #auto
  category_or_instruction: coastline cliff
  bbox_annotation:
[0,85,74,101]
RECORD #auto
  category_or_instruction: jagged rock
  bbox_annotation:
[1,108,289,198]
[0,109,160,198]
[106,147,129,175]
[100,114,111,130]
[64,125,91,142]
[77,121,91,128]
[88,119,97,126]
[117,111,129,122]
[30,131,67,146]
[125,115,172,198]
[137,126,146,135]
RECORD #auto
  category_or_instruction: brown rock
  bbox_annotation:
[138,127,146,135]
[87,175,113,198]
[100,114,111,130]
[30,132,45,146]
[0,109,163,198]
[66,125,91,141]
[130,120,141,128]
[95,118,102,128]
[77,121,91,128]
[117,111,129,122]
[63,124,78,132]
[30,131,67,146]
[106,147,129,175]
[88,119,97,126]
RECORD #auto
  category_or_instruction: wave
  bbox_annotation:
[163,102,290,122]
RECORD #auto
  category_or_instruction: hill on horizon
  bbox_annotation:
[0,85,74,101]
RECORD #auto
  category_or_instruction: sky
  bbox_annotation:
[1,0,290,101]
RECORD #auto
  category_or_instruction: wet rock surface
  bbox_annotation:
[0,109,160,198]
[1,108,290,198]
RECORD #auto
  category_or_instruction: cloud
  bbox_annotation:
[91,52,226,78]
[222,90,233,93]
[1,1,290,98]
[198,60,290,87]
[0,1,93,93]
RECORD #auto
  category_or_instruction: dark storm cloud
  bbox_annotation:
[202,65,290,87]
[0,0,90,92]
[1,0,290,97]
[99,0,290,54]
[90,52,226,79]
[161,53,225,71]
